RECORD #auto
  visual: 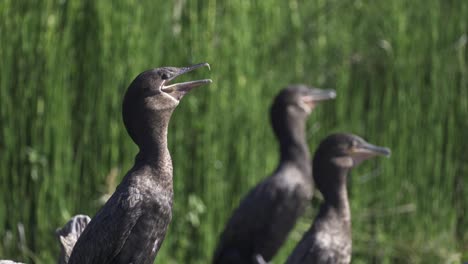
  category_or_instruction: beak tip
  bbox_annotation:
[308,89,337,101]
[202,62,211,71]
[383,148,391,157]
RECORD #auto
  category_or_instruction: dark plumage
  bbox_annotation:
[285,133,390,264]
[213,85,336,264]
[68,63,211,264]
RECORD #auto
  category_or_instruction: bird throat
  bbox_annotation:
[278,115,310,166]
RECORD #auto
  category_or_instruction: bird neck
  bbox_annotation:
[324,182,350,223]
[313,182,351,240]
[132,110,173,183]
[314,192,351,238]
[315,163,351,222]
[277,115,310,167]
[134,108,172,152]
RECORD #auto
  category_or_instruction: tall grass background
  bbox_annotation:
[0,0,466,263]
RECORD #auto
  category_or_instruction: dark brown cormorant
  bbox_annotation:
[285,133,390,264]
[213,85,336,264]
[56,214,91,264]
[68,63,212,264]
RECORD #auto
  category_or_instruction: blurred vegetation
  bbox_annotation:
[0,0,467,263]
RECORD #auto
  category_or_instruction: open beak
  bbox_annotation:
[161,62,212,100]
[299,88,336,113]
[350,141,391,165]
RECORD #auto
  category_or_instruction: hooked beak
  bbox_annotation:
[299,88,336,113]
[350,141,391,165]
[161,63,212,100]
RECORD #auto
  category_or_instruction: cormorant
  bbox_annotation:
[56,214,91,264]
[68,63,212,264]
[213,85,336,264]
[285,133,390,264]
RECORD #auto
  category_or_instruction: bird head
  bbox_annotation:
[122,63,212,146]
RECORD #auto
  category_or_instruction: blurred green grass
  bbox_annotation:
[0,0,466,263]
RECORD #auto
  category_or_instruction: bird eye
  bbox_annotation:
[161,73,169,80]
